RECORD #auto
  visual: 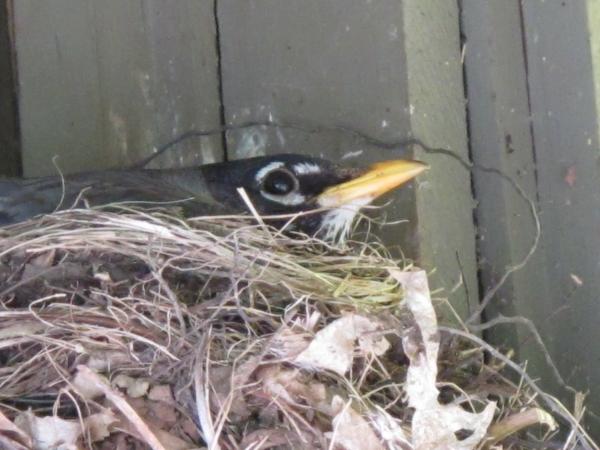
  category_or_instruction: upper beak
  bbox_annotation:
[318,159,428,207]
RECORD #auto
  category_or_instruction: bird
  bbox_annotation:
[0,154,427,242]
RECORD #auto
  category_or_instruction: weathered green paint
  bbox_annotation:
[588,0,600,141]
[402,0,479,320]
[462,0,555,393]
[521,0,600,433]
[13,0,223,177]
[465,0,600,437]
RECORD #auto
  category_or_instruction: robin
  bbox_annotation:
[0,154,426,242]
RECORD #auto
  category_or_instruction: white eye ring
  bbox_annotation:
[261,190,306,206]
[292,162,322,175]
[254,162,306,206]
[255,161,286,183]
[262,168,298,196]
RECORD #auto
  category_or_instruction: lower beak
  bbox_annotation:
[318,160,428,207]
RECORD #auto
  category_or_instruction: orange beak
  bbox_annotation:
[318,159,428,207]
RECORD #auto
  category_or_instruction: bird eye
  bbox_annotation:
[262,169,297,196]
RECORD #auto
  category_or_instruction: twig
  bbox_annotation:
[438,326,597,450]
[468,314,575,394]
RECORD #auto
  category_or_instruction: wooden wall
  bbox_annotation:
[12,0,224,175]
[463,1,600,435]
[3,0,600,439]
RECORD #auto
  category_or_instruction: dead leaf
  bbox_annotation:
[148,401,178,426]
[14,411,81,450]
[268,326,313,359]
[74,366,167,450]
[257,366,328,412]
[72,367,106,399]
[148,385,175,405]
[0,409,32,449]
[370,408,411,450]
[390,269,496,450]
[570,273,583,287]
[293,314,390,375]
[329,396,385,450]
[113,374,150,398]
[85,409,118,442]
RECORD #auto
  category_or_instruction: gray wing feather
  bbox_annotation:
[0,170,218,226]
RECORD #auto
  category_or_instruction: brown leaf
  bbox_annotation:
[257,365,328,412]
[112,374,150,398]
[85,409,118,442]
[329,396,385,450]
[148,385,175,405]
[74,366,167,450]
[148,401,178,426]
[293,314,389,375]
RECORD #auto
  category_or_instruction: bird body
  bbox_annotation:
[0,169,216,224]
[0,154,426,242]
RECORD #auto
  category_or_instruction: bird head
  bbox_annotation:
[199,154,427,242]
[0,154,427,243]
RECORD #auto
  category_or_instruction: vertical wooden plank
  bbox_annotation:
[13,0,223,177]
[402,0,479,320]
[0,0,21,177]
[521,0,600,433]
[464,0,600,434]
[218,0,479,319]
[590,0,600,127]
[461,0,554,388]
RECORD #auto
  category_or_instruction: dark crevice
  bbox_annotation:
[213,0,228,162]
[517,1,541,203]
[456,0,485,322]
[0,0,22,177]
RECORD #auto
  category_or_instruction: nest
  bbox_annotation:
[0,208,595,449]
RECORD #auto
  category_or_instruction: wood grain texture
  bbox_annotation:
[13,0,223,177]
[402,0,479,319]
[521,0,600,430]
[462,0,553,384]
[465,0,600,434]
